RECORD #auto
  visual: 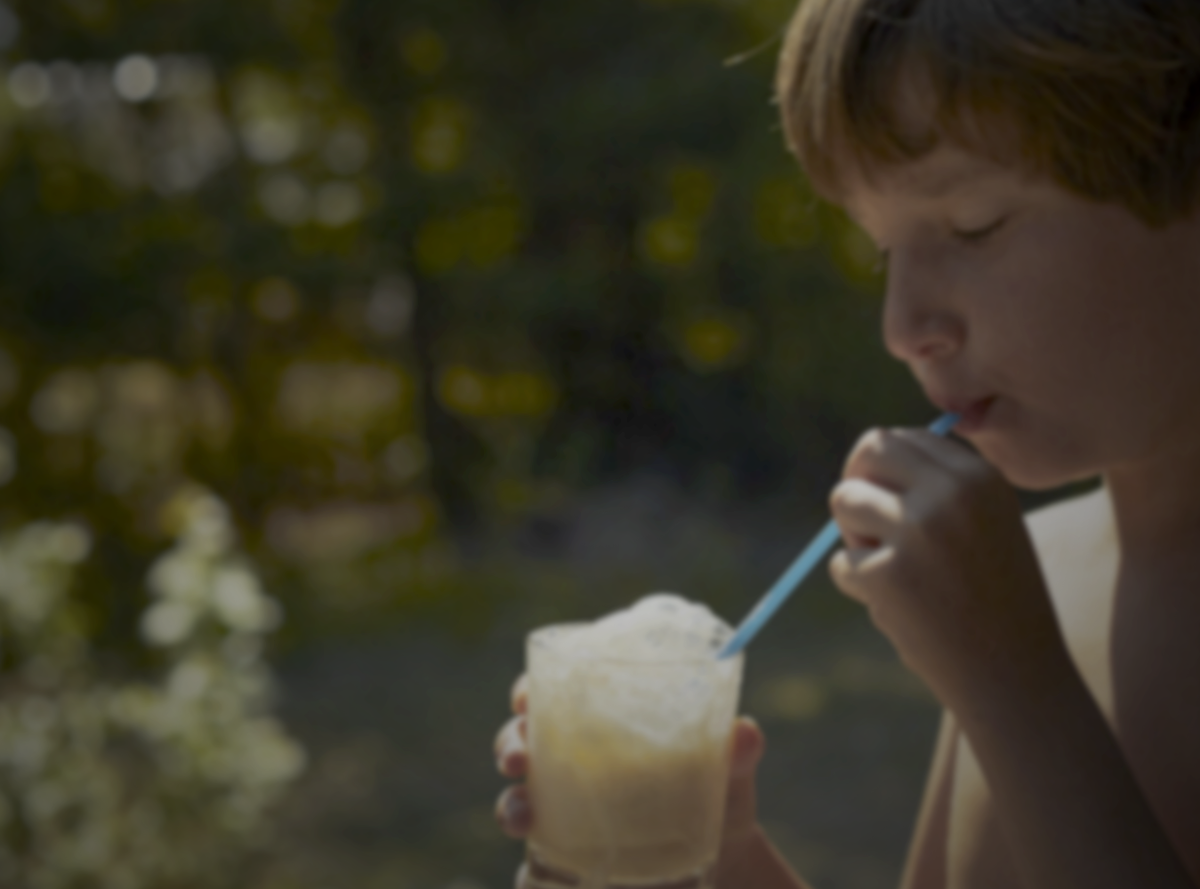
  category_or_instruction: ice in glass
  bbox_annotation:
[525,594,744,889]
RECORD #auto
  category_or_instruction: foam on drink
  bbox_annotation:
[526,594,743,888]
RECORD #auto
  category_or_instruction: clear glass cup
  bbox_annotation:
[524,623,745,889]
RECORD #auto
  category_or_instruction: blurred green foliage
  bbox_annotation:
[0,0,924,634]
[0,0,932,883]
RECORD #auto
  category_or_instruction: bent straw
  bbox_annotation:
[717,413,960,660]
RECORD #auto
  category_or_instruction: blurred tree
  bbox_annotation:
[0,0,924,631]
[0,0,943,885]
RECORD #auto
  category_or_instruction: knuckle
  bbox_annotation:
[846,428,888,473]
[829,481,854,515]
[511,674,529,714]
[959,459,994,492]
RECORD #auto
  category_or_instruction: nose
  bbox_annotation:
[881,249,965,364]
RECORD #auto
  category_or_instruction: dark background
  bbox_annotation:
[0,1,953,886]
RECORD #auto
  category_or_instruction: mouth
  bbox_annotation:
[936,396,996,435]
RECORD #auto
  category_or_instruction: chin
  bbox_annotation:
[974,439,1097,493]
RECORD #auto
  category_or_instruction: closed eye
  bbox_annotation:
[952,216,1007,244]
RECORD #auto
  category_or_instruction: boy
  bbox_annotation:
[495,0,1200,885]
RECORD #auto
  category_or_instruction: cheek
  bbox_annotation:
[972,428,1102,491]
[971,225,1154,388]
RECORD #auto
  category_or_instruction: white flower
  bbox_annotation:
[167,659,211,700]
[212,566,279,632]
[147,551,209,604]
[140,601,197,647]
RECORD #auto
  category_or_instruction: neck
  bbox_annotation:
[1104,444,1200,575]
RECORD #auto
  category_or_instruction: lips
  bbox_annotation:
[941,396,996,434]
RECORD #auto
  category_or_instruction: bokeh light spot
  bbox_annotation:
[382,435,427,484]
[494,372,557,417]
[323,124,370,175]
[640,215,699,268]
[401,28,448,77]
[680,316,749,371]
[259,173,311,225]
[141,600,197,647]
[410,97,469,174]
[30,369,100,435]
[365,275,414,339]
[113,54,159,103]
[242,117,302,165]
[252,278,299,323]
[7,62,50,109]
[833,216,885,284]
[754,673,828,722]
[314,181,364,227]
[275,362,408,438]
[437,366,490,417]
[755,176,819,249]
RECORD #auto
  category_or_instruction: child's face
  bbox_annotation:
[842,143,1200,490]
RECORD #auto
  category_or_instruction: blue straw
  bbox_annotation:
[717,413,960,660]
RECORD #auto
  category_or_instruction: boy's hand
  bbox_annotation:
[828,428,1068,713]
[493,675,768,888]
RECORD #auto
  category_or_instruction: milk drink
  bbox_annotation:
[525,595,744,889]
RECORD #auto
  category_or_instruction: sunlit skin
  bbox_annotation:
[494,141,1200,889]
[826,145,1200,888]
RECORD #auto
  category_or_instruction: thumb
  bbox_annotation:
[724,716,765,840]
[731,715,765,778]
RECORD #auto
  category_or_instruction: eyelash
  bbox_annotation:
[952,216,1007,244]
[872,215,1007,272]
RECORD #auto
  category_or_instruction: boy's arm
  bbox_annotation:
[952,655,1195,889]
[898,710,957,889]
[716,712,956,889]
[716,826,814,889]
[830,432,1197,889]
[714,718,813,889]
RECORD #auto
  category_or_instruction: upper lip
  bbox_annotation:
[926,391,995,417]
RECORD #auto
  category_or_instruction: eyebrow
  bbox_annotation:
[902,164,984,197]
[898,162,995,198]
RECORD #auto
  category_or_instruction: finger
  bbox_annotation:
[514,861,531,889]
[724,717,765,843]
[494,715,528,778]
[891,427,984,476]
[829,544,891,603]
[495,784,533,839]
[843,428,933,491]
[829,477,904,548]
[729,716,765,779]
[511,674,529,715]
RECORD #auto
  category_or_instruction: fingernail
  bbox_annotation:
[503,750,528,776]
[505,788,532,831]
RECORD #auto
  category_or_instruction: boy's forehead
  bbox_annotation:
[843,146,1017,214]
[840,65,1031,208]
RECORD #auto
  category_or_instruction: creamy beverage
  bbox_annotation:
[525,595,744,889]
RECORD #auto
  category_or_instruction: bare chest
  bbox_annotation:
[946,521,1200,887]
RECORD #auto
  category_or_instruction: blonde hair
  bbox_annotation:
[777,0,1200,224]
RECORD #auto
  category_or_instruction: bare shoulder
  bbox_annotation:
[1024,484,1115,573]
[901,486,1121,889]
[1023,485,1119,714]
